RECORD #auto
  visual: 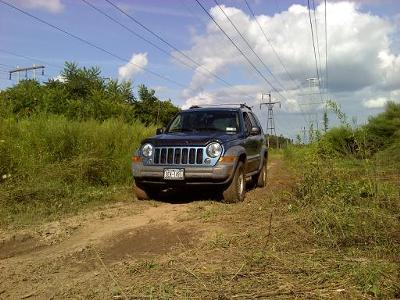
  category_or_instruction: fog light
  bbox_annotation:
[204,158,211,164]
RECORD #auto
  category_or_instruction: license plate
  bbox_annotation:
[163,168,185,180]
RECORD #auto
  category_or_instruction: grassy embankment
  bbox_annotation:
[0,115,155,227]
[278,103,400,297]
[283,144,399,298]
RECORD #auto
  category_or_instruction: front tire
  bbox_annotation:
[223,162,246,203]
[133,184,159,200]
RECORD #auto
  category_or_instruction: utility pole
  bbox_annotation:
[306,77,321,139]
[9,65,45,82]
[260,93,280,148]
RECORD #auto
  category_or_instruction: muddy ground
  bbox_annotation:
[0,157,378,299]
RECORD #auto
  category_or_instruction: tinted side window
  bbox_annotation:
[243,112,252,135]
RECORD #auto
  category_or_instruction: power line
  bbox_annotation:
[306,0,323,109]
[244,0,301,92]
[0,0,186,88]
[104,0,259,102]
[324,0,328,92]
[311,0,323,89]
[242,0,310,130]
[83,0,251,100]
[106,0,196,66]
[104,0,243,93]
[0,48,62,69]
[195,0,288,102]
[306,0,321,87]
[214,0,287,92]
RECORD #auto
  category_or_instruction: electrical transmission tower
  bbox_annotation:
[9,64,45,81]
[260,93,280,148]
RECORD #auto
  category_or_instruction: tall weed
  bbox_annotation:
[0,115,155,226]
[285,146,399,251]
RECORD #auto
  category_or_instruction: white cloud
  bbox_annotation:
[390,89,400,100]
[12,0,64,13]
[363,97,388,108]
[182,92,215,110]
[53,75,66,82]
[118,53,148,81]
[283,98,302,113]
[178,1,400,112]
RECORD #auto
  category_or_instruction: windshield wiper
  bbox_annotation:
[196,127,219,131]
[168,128,194,133]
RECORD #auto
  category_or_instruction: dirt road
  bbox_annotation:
[0,157,363,299]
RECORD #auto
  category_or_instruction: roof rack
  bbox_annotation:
[188,103,252,110]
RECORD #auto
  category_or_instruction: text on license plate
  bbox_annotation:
[163,168,185,180]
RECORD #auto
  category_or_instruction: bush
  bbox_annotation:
[316,102,400,158]
[0,115,156,226]
[365,101,400,150]
[317,126,357,157]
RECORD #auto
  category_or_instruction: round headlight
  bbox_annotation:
[206,142,222,158]
[141,143,153,157]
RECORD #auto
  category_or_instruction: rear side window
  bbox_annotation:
[243,112,253,135]
[249,113,262,131]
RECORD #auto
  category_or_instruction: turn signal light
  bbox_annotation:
[131,156,142,163]
[219,156,235,164]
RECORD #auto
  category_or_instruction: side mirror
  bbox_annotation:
[156,128,165,135]
[251,127,261,135]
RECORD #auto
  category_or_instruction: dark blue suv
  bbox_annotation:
[132,104,268,203]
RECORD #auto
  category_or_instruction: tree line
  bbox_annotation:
[0,62,180,126]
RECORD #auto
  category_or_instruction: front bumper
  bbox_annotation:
[132,162,235,186]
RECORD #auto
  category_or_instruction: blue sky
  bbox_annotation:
[1,0,399,138]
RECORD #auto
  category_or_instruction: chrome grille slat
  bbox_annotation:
[160,148,166,164]
[196,148,203,164]
[154,148,160,164]
[189,148,195,164]
[152,146,207,166]
[182,148,188,164]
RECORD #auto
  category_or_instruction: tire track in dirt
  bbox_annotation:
[1,160,279,263]
[0,202,203,299]
[0,203,189,262]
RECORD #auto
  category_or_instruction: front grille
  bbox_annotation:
[153,147,204,165]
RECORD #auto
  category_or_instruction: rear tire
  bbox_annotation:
[133,184,159,200]
[252,160,267,188]
[223,162,245,203]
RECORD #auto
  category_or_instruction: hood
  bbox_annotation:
[142,132,241,147]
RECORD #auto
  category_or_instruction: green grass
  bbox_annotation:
[283,145,400,298]
[0,114,156,227]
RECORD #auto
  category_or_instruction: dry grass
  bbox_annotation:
[61,154,397,299]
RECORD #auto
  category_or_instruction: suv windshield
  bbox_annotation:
[167,110,240,133]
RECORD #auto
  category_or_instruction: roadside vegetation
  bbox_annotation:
[0,116,155,226]
[0,62,177,227]
[283,101,400,298]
